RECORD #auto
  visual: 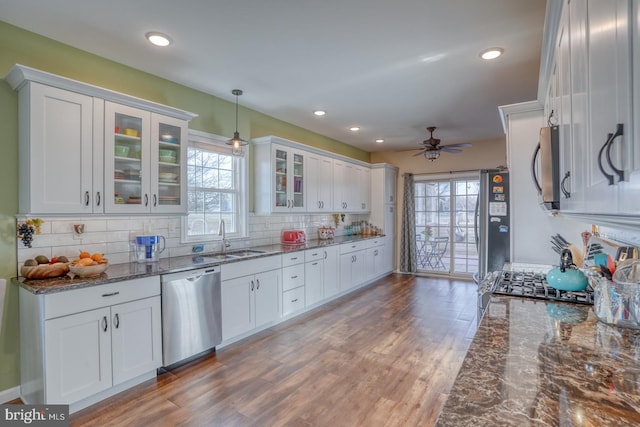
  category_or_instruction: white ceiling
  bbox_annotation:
[0,0,547,152]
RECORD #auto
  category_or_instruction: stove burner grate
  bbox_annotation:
[492,270,594,305]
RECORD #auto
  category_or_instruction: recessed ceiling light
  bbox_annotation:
[480,47,503,60]
[375,139,384,143]
[349,126,360,132]
[313,110,326,116]
[145,32,172,47]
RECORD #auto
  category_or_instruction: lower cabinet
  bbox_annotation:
[19,276,162,409]
[220,255,283,341]
[322,245,340,298]
[365,238,386,281]
[305,249,324,307]
[339,241,367,291]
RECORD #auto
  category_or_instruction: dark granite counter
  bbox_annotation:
[437,295,640,426]
[13,235,383,294]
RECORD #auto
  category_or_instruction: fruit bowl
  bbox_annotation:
[69,261,109,278]
[21,263,70,279]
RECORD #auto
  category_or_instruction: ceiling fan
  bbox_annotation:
[413,126,472,161]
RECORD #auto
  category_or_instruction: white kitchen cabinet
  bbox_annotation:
[20,276,161,410]
[282,252,305,316]
[364,238,386,282]
[220,256,282,341]
[13,82,104,214]
[355,165,371,212]
[304,249,324,307]
[322,245,340,298]
[306,152,333,212]
[254,139,307,213]
[104,102,188,214]
[370,164,398,273]
[6,65,196,216]
[339,241,367,291]
[333,160,359,212]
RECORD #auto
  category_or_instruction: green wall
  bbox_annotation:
[0,20,369,394]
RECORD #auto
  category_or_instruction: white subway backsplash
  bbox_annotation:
[15,213,369,273]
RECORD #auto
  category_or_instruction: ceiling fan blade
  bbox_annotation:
[443,143,472,148]
[440,147,462,153]
[412,149,427,156]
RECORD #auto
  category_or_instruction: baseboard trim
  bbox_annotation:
[0,386,21,404]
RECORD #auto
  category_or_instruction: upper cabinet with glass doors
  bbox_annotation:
[6,65,197,216]
[104,102,188,214]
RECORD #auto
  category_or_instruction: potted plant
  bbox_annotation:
[421,226,433,240]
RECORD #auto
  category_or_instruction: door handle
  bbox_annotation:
[102,316,108,332]
[153,194,158,207]
[144,193,149,206]
[256,279,260,290]
[560,171,571,199]
[84,191,90,206]
[605,123,625,182]
[114,313,120,329]
[597,132,616,185]
[96,191,101,206]
[251,280,255,291]
[531,143,542,194]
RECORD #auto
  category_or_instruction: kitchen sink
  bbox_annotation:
[201,249,268,260]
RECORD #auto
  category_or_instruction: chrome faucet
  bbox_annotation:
[218,219,231,253]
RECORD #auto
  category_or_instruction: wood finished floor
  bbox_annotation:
[70,274,478,426]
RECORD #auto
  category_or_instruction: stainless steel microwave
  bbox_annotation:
[531,125,560,210]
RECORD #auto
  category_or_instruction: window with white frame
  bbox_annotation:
[183,130,247,241]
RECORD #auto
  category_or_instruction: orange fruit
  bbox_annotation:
[77,257,94,266]
[91,253,104,262]
[79,251,91,259]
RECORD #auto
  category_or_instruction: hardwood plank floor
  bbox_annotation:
[70,274,478,426]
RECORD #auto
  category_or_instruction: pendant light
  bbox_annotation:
[227,89,248,156]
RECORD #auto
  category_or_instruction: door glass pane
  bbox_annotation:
[275,149,287,207]
[158,122,181,206]
[293,153,304,207]
[114,113,143,205]
[415,176,479,275]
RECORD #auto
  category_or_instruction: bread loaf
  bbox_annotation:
[21,263,70,279]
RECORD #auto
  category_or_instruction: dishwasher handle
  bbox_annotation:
[163,267,218,283]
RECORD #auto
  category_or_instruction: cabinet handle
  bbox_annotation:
[530,143,542,194]
[560,171,571,199]
[144,194,149,206]
[291,275,298,279]
[312,262,318,266]
[96,191,101,206]
[605,123,625,182]
[102,316,108,332]
[114,313,120,329]
[597,132,616,186]
[256,279,260,290]
[84,191,90,206]
[102,292,120,297]
[153,194,158,207]
[312,253,318,256]
[291,257,298,260]
[324,251,327,259]
[374,249,378,256]
[251,280,255,291]
[292,298,298,302]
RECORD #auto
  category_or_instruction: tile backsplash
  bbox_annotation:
[15,213,368,272]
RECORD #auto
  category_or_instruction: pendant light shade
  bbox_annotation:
[425,150,440,161]
[227,89,248,156]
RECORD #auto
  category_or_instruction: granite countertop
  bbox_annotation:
[436,295,640,426]
[13,234,383,294]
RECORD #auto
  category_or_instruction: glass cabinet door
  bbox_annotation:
[292,152,304,208]
[152,115,186,213]
[274,148,288,208]
[104,102,151,213]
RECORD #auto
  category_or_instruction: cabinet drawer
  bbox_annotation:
[304,248,323,262]
[282,264,305,291]
[340,240,367,254]
[282,252,305,267]
[366,238,384,248]
[282,286,305,316]
[221,255,282,280]
[44,276,160,320]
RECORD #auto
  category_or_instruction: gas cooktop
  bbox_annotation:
[492,270,594,305]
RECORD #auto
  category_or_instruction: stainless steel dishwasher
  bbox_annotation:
[161,266,222,368]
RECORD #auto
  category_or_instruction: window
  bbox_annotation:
[183,130,247,242]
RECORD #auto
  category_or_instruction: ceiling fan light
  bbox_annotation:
[425,150,440,161]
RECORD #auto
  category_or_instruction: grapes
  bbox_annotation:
[17,223,35,248]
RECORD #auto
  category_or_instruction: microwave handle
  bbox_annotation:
[530,143,542,194]
[597,132,616,185]
[605,123,625,182]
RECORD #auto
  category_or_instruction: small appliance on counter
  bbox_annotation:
[317,226,335,240]
[282,230,306,245]
[133,235,166,262]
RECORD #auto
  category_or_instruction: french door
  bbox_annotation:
[414,173,479,276]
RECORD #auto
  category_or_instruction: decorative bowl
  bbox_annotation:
[69,261,109,277]
[160,134,178,144]
[159,172,178,181]
[115,145,130,157]
[159,149,176,159]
